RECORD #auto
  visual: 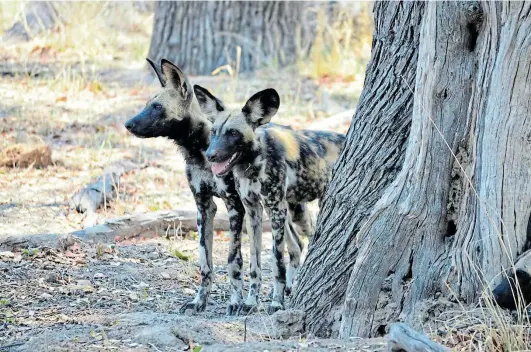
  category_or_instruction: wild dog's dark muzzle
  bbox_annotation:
[205,147,221,163]
[124,106,163,137]
[124,118,136,131]
[206,139,240,176]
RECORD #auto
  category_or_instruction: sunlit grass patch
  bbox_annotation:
[298,3,373,83]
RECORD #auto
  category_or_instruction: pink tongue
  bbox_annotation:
[211,159,230,175]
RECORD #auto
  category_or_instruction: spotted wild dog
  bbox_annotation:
[124,59,311,315]
[194,86,346,313]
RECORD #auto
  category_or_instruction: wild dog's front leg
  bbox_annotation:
[221,194,245,315]
[265,200,288,314]
[239,197,263,314]
[180,194,216,314]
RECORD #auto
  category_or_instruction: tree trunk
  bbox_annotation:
[293,1,531,339]
[2,1,60,42]
[147,1,316,75]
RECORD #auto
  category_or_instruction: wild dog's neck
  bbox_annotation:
[234,137,262,178]
[167,97,211,164]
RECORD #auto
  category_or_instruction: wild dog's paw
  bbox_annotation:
[267,301,284,315]
[179,299,207,314]
[226,302,241,316]
[237,302,259,316]
[226,296,244,316]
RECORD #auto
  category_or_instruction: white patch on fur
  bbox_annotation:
[246,100,264,124]
[286,166,297,188]
[199,241,208,269]
[189,166,212,193]
[214,176,228,193]
[238,177,261,200]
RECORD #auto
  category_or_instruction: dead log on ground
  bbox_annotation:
[0,209,272,250]
[69,160,142,213]
[387,323,450,352]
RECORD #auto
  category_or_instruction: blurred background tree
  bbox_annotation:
[147,1,372,76]
[148,1,316,75]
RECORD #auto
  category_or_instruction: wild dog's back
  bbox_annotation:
[259,126,346,203]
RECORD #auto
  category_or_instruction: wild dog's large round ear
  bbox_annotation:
[146,58,166,87]
[160,59,193,105]
[193,85,225,121]
[242,88,280,127]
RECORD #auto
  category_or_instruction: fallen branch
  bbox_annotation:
[69,160,142,213]
[0,209,272,250]
[0,233,75,251]
[387,323,450,352]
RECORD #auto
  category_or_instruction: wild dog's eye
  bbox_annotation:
[153,103,162,110]
[210,129,216,136]
[229,129,238,137]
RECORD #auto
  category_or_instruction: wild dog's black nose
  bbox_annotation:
[125,120,135,131]
[205,149,218,162]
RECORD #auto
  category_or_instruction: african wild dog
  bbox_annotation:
[124,59,246,315]
[124,59,311,315]
[194,86,346,313]
[492,250,531,310]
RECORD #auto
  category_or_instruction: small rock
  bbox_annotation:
[40,293,53,300]
[247,309,306,339]
[129,293,139,301]
[13,255,22,262]
[77,279,92,286]
[160,272,171,279]
[183,288,195,295]
[94,273,106,279]
[0,251,14,259]
[147,251,159,260]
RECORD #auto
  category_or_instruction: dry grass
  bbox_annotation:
[299,3,373,83]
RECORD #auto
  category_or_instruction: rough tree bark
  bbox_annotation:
[293,1,531,339]
[148,1,316,74]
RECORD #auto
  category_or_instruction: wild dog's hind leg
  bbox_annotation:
[221,193,245,315]
[180,184,216,314]
[289,203,315,238]
[285,216,303,297]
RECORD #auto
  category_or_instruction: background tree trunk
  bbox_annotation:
[2,1,60,42]
[148,1,316,75]
[293,1,531,339]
